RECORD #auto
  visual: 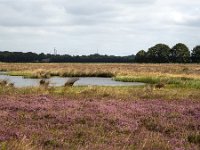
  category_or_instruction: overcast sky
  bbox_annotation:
[0,0,199,55]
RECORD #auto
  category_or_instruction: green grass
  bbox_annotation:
[114,76,200,89]
[7,71,41,78]
[114,76,161,84]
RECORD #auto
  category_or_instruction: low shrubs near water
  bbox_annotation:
[64,78,79,87]
[39,79,49,88]
[0,80,14,88]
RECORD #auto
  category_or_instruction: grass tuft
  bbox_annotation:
[188,134,200,145]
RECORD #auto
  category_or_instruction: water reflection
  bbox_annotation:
[0,74,144,87]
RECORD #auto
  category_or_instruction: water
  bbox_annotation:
[0,73,144,87]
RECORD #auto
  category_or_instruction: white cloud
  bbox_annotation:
[0,0,199,55]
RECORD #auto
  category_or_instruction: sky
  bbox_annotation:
[0,0,199,56]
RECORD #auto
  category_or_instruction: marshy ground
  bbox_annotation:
[0,63,200,149]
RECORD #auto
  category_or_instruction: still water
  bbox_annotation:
[0,73,144,87]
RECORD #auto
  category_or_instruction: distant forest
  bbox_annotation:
[0,43,199,63]
[0,52,135,63]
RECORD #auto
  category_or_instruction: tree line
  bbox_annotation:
[0,43,199,63]
[0,51,135,63]
[135,43,200,63]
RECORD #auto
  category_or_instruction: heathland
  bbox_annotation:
[0,63,199,150]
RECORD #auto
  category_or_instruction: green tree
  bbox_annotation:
[170,43,190,63]
[147,44,170,63]
[135,50,147,63]
[191,45,200,63]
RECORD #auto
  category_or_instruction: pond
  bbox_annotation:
[0,72,145,87]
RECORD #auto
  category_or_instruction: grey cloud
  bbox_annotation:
[0,0,199,55]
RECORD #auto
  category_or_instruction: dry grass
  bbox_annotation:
[0,85,200,101]
[0,63,200,79]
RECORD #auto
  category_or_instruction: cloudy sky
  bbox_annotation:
[0,0,199,55]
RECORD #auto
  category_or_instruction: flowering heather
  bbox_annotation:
[0,95,199,149]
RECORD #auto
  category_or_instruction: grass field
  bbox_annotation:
[0,63,200,149]
[1,63,200,78]
[0,63,200,89]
